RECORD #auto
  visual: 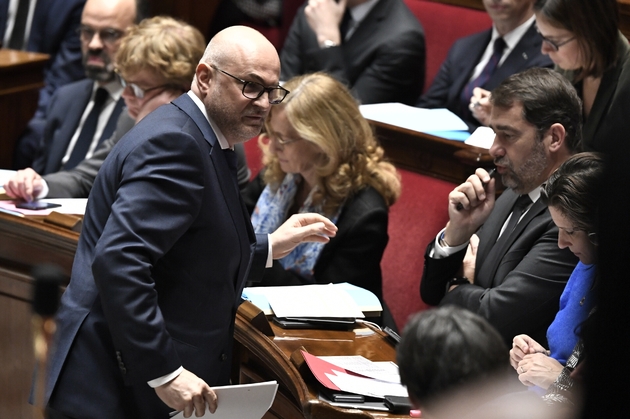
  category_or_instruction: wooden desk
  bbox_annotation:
[0,212,405,419]
[0,49,50,170]
[369,120,493,184]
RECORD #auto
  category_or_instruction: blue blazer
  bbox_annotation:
[0,0,86,116]
[31,78,124,175]
[44,94,268,418]
[417,22,553,131]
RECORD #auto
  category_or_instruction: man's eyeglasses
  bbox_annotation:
[211,65,289,105]
[77,25,124,46]
[121,78,182,99]
[537,30,576,52]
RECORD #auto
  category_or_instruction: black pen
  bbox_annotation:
[455,168,496,211]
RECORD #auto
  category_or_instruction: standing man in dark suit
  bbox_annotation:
[43,25,337,419]
[16,0,139,174]
[417,0,553,131]
[280,0,425,105]
[0,0,86,122]
[420,68,581,346]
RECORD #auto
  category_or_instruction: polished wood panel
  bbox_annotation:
[370,120,492,184]
[0,49,49,170]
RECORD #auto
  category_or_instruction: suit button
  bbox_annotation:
[221,353,228,362]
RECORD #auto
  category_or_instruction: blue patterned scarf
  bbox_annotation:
[251,173,341,281]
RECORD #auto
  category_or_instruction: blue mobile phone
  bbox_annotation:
[16,201,62,210]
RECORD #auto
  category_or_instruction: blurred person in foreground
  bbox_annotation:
[242,71,401,327]
[4,15,207,201]
[42,25,337,419]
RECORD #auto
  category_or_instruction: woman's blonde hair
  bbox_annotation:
[261,72,401,216]
[115,16,206,89]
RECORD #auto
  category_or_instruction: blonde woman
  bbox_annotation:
[243,72,401,325]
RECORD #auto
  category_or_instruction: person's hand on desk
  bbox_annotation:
[4,168,46,202]
[270,213,337,259]
[469,87,492,126]
[442,168,496,248]
[155,369,217,418]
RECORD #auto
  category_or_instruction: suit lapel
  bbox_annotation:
[451,31,491,102]
[0,0,8,37]
[488,23,540,90]
[476,189,517,268]
[98,97,125,147]
[171,95,255,294]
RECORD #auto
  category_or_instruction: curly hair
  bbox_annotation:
[260,73,401,216]
[115,16,206,90]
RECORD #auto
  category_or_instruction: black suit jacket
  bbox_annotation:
[45,94,267,418]
[242,174,388,299]
[280,0,425,105]
[417,22,553,131]
[420,189,578,345]
[31,79,125,175]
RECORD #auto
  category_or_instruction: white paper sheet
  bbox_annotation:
[360,103,468,132]
[464,126,495,149]
[170,381,278,419]
[325,370,408,399]
[319,356,401,384]
[0,198,87,215]
[265,283,365,319]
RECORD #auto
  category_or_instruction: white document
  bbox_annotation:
[170,381,278,419]
[325,370,408,399]
[359,103,468,132]
[0,198,87,216]
[464,126,495,149]
[319,356,401,384]
[265,283,365,319]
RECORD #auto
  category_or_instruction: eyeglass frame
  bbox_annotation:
[263,133,302,146]
[536,29,576,52]
[120,78,183,99]
[210,65,289,105]
[76,25,125,46]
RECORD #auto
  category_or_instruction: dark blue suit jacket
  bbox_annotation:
[280,0,425,105]
[31,78,124,175]
[44,94,268,418]
[0,0,85,116]
[417,22,553,131]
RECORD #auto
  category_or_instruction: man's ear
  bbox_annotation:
[194,62,212,94]
[547,123,567,152]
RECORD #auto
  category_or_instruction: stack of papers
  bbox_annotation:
[359,103,471,141]
[242,283,382,318]
[302,351,408,400]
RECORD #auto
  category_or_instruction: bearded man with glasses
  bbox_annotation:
[12,0,141,175]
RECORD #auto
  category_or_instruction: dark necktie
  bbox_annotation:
[223,148,239,184]
[8,0,31,50]
[339,8,352,42]
[65,88,109,170]
[461,37,506,113]
[497,194,532,244]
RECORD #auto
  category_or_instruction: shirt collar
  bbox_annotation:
[96,79,123,102]
[491,14,536,52]
[526,185,542,204]
[349,0,380,24]
[186,90,231,150]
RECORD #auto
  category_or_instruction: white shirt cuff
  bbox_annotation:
[430,228,468,259]
[37,179,49,199]
[147,366,184,388]
[266,234,273,267]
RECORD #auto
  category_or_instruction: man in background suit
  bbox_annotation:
[417,0,552,131]
[280,0,425,105]
[43,25,337,419]
[16,0,139,174]
[420,68,580,346]
[0,0,86,132]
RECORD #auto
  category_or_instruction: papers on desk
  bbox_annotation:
[360,103,470,141]
[242,282,382,318]
[464,126,495,149]
[0,199,87,216]
[170,381,278,419]
[302,351,408,399]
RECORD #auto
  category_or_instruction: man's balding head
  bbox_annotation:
[192,26,282,146]
[80,0,138,83]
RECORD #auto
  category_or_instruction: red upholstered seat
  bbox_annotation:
[404,0,492,91]
[381,169,453,329]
